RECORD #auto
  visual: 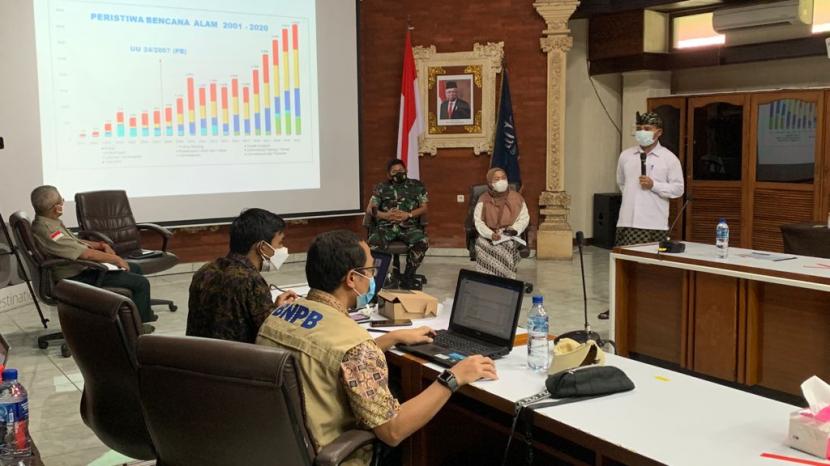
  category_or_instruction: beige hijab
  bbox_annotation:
[479,168,524,231]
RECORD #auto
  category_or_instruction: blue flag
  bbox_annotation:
[491,69,521,187]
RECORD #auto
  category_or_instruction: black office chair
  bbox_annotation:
[9,211,111,357]
[74,190,178,312]
[363,212,428,290]
[464,184,533,293]
[137,334,375,466]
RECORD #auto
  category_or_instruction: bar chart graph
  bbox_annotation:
[79,22,304,141]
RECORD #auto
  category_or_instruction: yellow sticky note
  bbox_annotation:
[655,376,671,382]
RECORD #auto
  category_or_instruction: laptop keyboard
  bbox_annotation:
[433,330,499,355]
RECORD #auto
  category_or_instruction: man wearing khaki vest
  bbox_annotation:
[257,230,497,466]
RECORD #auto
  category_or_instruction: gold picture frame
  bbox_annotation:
[413,42,504,155]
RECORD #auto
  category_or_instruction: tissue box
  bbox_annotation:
[787,410,830,459]
[377,290,438,320]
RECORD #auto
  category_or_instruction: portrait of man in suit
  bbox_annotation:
[437,77,473,126]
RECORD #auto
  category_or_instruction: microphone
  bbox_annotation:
[640,153,647,176]
[555,231,603,346]
[658,195,693,254]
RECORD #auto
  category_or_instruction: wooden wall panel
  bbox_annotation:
[752,188,814,252]
[753,283,830,396]
[692,272,739,381]
[625,263,685,364]
[687,184,742,246]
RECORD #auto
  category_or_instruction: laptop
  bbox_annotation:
[370,250,393,305]
[396,269,524,367]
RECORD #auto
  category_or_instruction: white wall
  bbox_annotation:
[564,19,623,238]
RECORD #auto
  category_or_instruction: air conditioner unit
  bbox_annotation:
[713,0,814,45]
[713,0,813,32]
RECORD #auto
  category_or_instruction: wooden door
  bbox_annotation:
[648,97,687,241]
[747,91,824,251]
[686,94,750,247]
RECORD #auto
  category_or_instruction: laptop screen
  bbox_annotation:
[370,251,392,303]
[450,270,523,343]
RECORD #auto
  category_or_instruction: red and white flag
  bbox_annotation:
[396,30,423,180]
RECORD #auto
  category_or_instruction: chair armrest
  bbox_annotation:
[41,259,109,286]
[76,230,115,246]
[137,223,173,251]
[314,430,375,466]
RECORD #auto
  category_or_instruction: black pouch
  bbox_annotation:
[545,365,635,398]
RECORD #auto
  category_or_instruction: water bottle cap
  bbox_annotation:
[2,369,17,381]
[532,295,543,304]
[719,218,726,223]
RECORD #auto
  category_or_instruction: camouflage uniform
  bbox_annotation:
[186,253,275,343]
[368,179,429,275]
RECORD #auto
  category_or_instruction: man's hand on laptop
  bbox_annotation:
[392,326,435,345]
[450,355,498,385]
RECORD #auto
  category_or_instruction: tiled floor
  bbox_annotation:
[3,246,611,465]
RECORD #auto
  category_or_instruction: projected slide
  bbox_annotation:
[34,0,320,198]
[756,99,816,182]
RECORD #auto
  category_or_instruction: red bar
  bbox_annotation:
[210,82,217,104]
[116,111,124,124]
[91,131,99,137]
[176,97,184,114]
[252,70,259,94]
[272,39,278,65]
[104,122,112,132]
[153,109,160,126]
[141,112,149,127]
[262,54,269,83]
[221,86,228,109]
[292,24,298,50]
[129,116,137,128]
[199,87,206,107]
[243,86,249,103]
[187,76,195,111]
[760,453,830,466]
[231,78,238,98]
[282,28,288,52]
[165,106,172,123]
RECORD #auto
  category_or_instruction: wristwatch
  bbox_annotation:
[437,369,459,393]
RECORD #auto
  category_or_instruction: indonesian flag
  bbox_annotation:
[396,30,423,180]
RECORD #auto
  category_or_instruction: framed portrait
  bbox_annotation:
[413,42,504,155]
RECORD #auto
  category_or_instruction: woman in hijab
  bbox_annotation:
[473,168,529,279]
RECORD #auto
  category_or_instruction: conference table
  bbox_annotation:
[379,313,818,466]
[610,242,830,399]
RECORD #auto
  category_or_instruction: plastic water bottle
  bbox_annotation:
[527,295,550,372]
[716,219,730,259]
[0,369,30,460]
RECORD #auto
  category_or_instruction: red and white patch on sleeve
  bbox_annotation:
[49,230,65,241]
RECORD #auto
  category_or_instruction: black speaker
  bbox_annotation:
[593,193,622,249]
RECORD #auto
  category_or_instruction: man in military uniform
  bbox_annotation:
[29,185,156,324]
[367,159,429,289]
[257,230,496,466]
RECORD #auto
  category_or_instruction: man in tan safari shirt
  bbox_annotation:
[29,185,156,324]
[257,230,498,465]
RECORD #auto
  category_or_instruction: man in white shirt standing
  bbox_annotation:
[615,111,685,246]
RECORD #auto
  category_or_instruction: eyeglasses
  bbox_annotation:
[354,267,378,278]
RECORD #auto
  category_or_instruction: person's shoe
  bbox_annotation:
[598,310,610,320]
[141,324,156,334]
[146,313,159,323]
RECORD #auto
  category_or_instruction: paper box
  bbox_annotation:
[377,290,438,320]
[787,410,830,459]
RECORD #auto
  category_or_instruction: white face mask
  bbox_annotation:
[261,243,289,272]
[492,179,509,193]
[635,130,656,147]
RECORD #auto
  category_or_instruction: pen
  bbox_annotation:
[367,328,389,333]
[773,256,797,262]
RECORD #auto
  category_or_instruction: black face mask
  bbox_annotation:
[391,172,407,184]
